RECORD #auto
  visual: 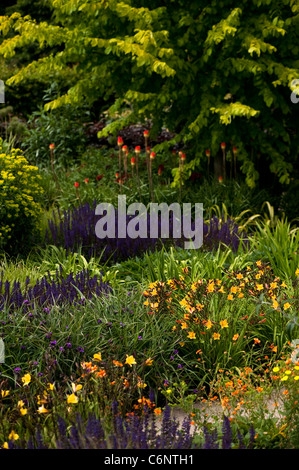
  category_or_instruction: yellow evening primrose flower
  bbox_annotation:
[20,408,27,416]
[281,376,289,381]
[220,320,229,329]
[125,355,137,367]
[273,367,280,372]
[21,373,31,386]
[93,352,102,362]
[67,393,79,404]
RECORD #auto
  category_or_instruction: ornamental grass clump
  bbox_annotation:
[0,138,43,255]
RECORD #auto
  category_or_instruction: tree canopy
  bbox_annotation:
[0,0,298,187]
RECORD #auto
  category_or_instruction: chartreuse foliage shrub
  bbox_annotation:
[0,138,43,255]
[0,1,298,187]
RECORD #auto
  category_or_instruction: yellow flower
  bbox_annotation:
[67,393,79,404]
[47,383,54,391]
[145,357,153,366]
[294,376,299,381]
[20,408,27,416]
[281,281,287,288]
[72,383,82,393]
[232,334,239,341]
[227,294,233,301]
[21,373,31,386]
[93,352,102,361]
[220,319,229,329]
[187,332,196,339]
[256,284,263,291]
[8,430,19,441]
[230,286,238,294]
[213,333,220,340]
[1,390,9,398]
[295,268,299,277]
[181,322,188,330]
[236,273,243,279]
[2,442,9,449]
[273,367,280,372]
[37,404,49,413]
[205,320,213,329]
[256,260,262,267]
[283,302,291,310]
[125,355,136,367]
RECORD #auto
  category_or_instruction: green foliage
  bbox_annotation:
[0,138,44,255]
[22,104,89,167]
[0,0,298,187]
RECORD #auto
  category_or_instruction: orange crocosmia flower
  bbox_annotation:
[238,292,244,298]
[230,286,238,294]
[145,357,153,366]
[213,333,220,340]
[254,338,261,344]
[272,346,278,353]
[205,320,213,329]
[236,273,243,279]
[154,408,162,415]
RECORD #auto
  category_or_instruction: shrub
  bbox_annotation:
[22,105,88,167]
[0,138,43,256]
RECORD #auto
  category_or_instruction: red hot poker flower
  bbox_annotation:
[150,152,156,160]
[205,149,210,157]
[74,182,79,188]
[143,130,149,137]
[221,142,226,150]
[131,157,136,166]
[135,146,141,153]
[49,143,55,149]
[180,153,186,161]
[117,137,123,146]
[122,145,128,152]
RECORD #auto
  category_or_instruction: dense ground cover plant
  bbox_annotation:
[0,138,44,256]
